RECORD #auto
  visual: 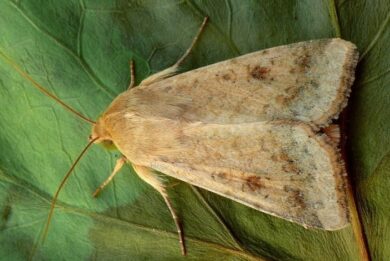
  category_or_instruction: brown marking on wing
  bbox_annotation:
[275,85,302,105]
[271,152,290,162]
[291,190,306,209]
[218,172,228,179]
[222,73,231,80]
[246,176,264,191]
[163,85,173,92]
[216,69,237,83]
[250,66,271,80]
[211,171,232,185]
[294,52,312,73]
[282,161,299,173]
[284,186,306,209]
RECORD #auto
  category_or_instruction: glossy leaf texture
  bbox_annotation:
[0,0,388,260]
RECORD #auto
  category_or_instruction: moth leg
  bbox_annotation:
[140,17,208,86]
[128,60,135,89]
[132,164,186,255]
[92,156,127,197]
[173,16,208,68]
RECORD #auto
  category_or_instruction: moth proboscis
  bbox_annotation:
[0,16,359,256]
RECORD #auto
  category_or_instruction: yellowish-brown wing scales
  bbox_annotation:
[138,38,358,126]
[115,118,347,230]
[161,121,346,229]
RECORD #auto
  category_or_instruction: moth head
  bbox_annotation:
[90,117,117,150]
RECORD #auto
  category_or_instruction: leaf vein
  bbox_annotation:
[190,186,244,250]
[359,9,390,61]
[184,0,241,55]
[8,1,116,99]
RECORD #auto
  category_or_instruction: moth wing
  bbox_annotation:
[129,120,348,230]
[102,38,355,229]
[137,38,358,126]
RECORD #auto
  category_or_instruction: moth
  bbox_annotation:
[1,17,359,255]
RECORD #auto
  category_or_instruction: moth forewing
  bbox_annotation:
[138,38,358,126]
[96,38,358,231]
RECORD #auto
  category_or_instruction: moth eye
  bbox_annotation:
[101,140,117,151]
[88,135,93,141]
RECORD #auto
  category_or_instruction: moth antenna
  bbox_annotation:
[128,60,135,90]
[40,137,98,244]
[0,50,96,124]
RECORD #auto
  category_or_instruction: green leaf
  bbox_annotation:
[0,0,388,260]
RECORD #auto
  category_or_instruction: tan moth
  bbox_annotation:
[0,17,359,255]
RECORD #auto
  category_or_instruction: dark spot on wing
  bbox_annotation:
[282,161,299,173]
[294,52,312,73]
[193,79,200,88]
[164,86,172,92]
[211,172,231,184]
[217,69,236,83]
[222,74,231,80]
[284,186,306,209]
[309,79,320,89]
[218,172,227,179]
[299,55,311,68]
[276,85,302,105]
[246,176,264,191]
[250,66,271,80]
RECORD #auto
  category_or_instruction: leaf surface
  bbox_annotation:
[0,0,388,260]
